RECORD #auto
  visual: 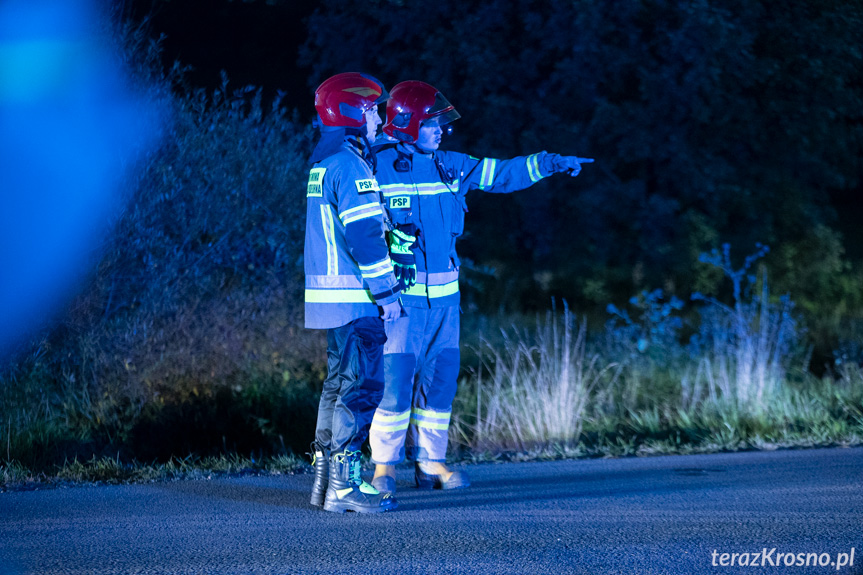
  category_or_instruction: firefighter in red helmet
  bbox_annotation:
[368,81,593,494]
[305,72,402,513]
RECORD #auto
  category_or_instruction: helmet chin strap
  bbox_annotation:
[361,131,378,174]
[345,127,378,174]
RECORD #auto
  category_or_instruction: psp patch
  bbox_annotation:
[355,178,380,194]
[389,196,411,210]
[307,167,326,197]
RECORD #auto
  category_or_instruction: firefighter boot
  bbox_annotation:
[309,442,329,507]
[415,461,470,490]
[323,451,398,513]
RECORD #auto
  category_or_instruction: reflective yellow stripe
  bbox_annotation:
[412,407,451,430]
[341,202,381,219]
[379,185,412,196]
[410,417,449,430]
[413,407,451,420]
[479,158,497,189]
[430,281,459,298]
[305,289,374,303]
[527,154,543,183]
[359,258,394,279]
[341,204,383,226]
[320,205,337,275]
[342,209,382,225]
[403,280,459,299]
[358,257,391,271]
[374,411,410,423]
[361,266,392,279]
[380,181,460,196]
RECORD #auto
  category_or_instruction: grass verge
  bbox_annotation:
[1,453,308,492]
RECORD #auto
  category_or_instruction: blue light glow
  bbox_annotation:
[0,0,161,354]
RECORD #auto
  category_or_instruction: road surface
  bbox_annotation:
[1,447,861,574]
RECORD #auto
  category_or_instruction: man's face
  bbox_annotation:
[364,105,382,140]
[415,124,442,152]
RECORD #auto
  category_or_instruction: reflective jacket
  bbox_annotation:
[374,143,556,308]
[304,142,401,329]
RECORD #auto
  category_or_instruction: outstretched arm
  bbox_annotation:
[448,150,594,196]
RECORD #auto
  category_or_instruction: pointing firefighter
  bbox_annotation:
[368,81,593,494]
[304,72,403,513]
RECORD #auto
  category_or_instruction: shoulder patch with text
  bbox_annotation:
[307,167,326,197]
[355,178,380,194]
[389,196,411,210]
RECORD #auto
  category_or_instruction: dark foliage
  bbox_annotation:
[3,1,863,470]
[301,0,863,342]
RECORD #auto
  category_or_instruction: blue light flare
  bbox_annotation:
[0,0,162,354]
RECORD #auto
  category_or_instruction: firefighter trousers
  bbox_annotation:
[369,306,460,464]
[314,316,387,455]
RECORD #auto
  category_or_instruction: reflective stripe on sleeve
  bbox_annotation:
[527,153,543,183]
[340,202,383,226]
[358,257,394,279]
[478,158,497,190]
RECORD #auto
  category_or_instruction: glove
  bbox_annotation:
[550,154,594,177]
[388,225,418,290]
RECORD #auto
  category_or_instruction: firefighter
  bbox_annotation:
[368,81,592,494]
[305,72,403,513]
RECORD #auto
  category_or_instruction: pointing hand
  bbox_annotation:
[551,155,594,177]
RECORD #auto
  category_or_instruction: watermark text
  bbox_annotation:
[711,548,855,570]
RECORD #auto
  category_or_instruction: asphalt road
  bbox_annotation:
[1,447,861,575]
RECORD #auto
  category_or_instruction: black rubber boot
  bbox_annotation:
[323,451,397,513]
[309,442,329,507]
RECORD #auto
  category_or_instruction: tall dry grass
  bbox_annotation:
[463,305,621,451]
[454,246,862,456]
[687,246,798,413]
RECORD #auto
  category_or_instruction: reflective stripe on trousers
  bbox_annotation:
[369,306,460,464]
[314,316,387,454]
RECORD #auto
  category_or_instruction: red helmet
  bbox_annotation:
[314,72,389,129]
[383,81,461,144]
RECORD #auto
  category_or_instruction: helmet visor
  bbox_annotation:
[373,86,390,106]
[422,92,461,127]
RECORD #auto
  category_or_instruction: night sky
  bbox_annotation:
[129,0,317,114]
